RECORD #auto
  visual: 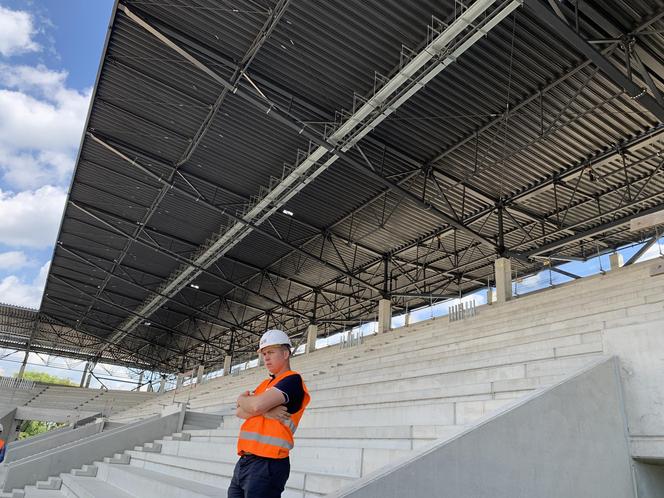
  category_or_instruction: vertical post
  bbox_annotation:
[487,287,493,305]
[223,355,233,376]
[404,312,411,327]
[495,257,513,303]
[609,252,624,270]
[307,291,319,354]
[497,203,505,256]
[158,374,167,394]
[306,324,318,354]
[17,348,29,380]
[196,364,205,385]
[378,299,392,333]
[79,362,90,388]
[137,371,144,390]
[176,373,184,389]
[379,255,392,333]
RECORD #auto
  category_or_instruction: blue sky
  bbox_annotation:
[0,1,123,385]
[0,0,113,308]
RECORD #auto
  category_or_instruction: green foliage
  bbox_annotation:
[13,370,75,386]
[18,420,63,440]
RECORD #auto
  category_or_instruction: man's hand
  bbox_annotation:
[263,405,290,422]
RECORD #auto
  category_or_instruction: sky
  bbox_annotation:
[0,0,123,387]
[0,0,113,309]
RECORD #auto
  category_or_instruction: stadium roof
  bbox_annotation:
[5,0,664,372]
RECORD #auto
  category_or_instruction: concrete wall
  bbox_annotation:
[331,358,636,498]
[634,463,664,498]
[4,421,103,463]
[0,408,182,491]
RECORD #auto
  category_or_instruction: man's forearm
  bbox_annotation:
[236,406,255,419]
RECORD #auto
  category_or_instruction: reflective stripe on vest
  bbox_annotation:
[237,370,310,459]
[239,430,294,450]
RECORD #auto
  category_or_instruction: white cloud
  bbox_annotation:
[0,260,49,308]
[0,64,90,189]
[0,186,67,248]
[0,5,40,57]
[0,146,74,190]
[0,251,32,270]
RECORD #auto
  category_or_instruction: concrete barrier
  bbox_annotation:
[4,420,104,463]
[330,357,636,498]
[0,405,184,492]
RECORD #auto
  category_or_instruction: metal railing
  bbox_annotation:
[449,300,478,322]
[0,377,35,391]
[339,330,364,350]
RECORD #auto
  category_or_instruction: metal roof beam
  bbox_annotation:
[56,246,237,352]
[115,0,521,342]
[525,0,664,122]
[524,199,664,257]
[625,233,662,265]
[66,201,306,324]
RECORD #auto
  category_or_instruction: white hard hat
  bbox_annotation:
[258,329,292,352]
[0,423,4,432]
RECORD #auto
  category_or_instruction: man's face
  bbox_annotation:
[260,345,289,374]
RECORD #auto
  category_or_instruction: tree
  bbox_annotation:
[13,371,75,386]
[12,370,75,439]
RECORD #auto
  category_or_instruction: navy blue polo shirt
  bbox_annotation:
[268,373,305,414]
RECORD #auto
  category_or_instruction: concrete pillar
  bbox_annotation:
[223,355,232,376]
[176,373,184,389]
[306,324,318,354]
[137,371,144,390]
[609,252,624,270]
[158,375,166,394]
[257,353,263,367]
[404,312,411,327]
[378,299,392,333]
[487,288,493,305]
[494,257,513,303]
[196,365,205,385]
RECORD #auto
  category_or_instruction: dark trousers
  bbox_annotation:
[227,454,290,498]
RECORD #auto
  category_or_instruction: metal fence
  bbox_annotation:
[0,377,36,391]
[448,300,478,322]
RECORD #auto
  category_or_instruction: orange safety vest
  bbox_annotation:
[237,370,310,459]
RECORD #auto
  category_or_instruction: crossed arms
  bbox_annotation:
[236,389,290,422]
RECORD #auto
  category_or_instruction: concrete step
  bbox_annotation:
[155,438,414,478]
[59,474,134,498]
[97,463,225,498]
[102,453,130,465]
[35,478,61,491]
[187,424,466,442]
[188,347,600,416]
[127,450,350,495]
[70,465,98,478]
[0,490,25,498]
[21,488,62,498]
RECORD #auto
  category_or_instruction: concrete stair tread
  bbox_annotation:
[20,489,62,498]
[106,465,224,496]
[62,475,135,498]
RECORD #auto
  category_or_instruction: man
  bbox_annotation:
[227,329,310,498]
